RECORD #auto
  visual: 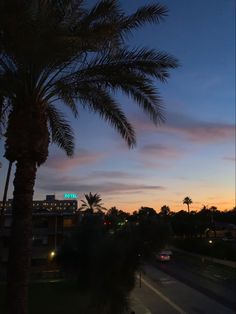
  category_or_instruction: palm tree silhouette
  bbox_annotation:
[79,193,106,214]
[0,1,178,313]
[160,205,170,216]
[183,196,193,214]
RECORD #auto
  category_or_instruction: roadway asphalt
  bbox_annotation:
[131,264,235,314]
[154,251,236,310]
[131,250,236,314]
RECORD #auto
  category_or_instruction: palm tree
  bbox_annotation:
[79,192,106,214]
[160,205,170,216]
[183,196,193,214]
[0,1,178,313]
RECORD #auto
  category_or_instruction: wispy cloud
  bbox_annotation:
[36,173,165,195]
[87,170,140,179]
[223,156,236,162]
[139,143,185,159]
[132,143,187,170]
[44,149,106,170]
[132,112,235,144]
[172,112,235,143]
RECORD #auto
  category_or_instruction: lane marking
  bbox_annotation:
[159,277,176,284]
[140,277,187,314]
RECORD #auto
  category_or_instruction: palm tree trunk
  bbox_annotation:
[0,161,13,281]
[0,161,13,219]
[6,159,37,314]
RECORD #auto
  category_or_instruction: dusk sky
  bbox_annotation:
[0,0,235,213]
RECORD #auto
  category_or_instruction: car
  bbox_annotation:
[156,250,172,262]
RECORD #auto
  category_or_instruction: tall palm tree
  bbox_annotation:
[0,1,178,313]
[79,192,106,214]
[183,196,193,214]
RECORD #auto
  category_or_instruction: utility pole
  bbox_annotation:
[138,253,142,288]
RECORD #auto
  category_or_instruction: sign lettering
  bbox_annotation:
[64,193,78,199]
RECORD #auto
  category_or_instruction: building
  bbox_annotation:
[0,194,78,212]
[1,210,80,279]
[0,195,79,279]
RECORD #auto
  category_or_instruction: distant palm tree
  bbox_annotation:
[0,1,178,313]
[183,197,192,214]
[160,205,170,216]
[79,193,106,214]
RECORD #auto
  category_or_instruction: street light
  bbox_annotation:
[208,239,213,263]
[50,251,56,259]
[138,253,141,288]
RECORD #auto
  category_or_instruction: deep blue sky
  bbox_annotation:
[0,0,235,212]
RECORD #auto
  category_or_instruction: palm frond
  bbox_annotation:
[118,80,165,124]
[47,104,74,156]
[55,81,79,118]
[121,3,168,32]
[77,85,136,148]
[99,48,179,81]
[81,0,120,24]
[0,95,6,137]
[58,46,177,124]
[63,47,178,86]
[79,192,106,213]
[1,0,179,154]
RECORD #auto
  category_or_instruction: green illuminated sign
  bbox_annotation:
[64,193,78,199]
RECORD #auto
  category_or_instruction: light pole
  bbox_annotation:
[54,214,57,251]
[138,253,141,288]
[50,214,58,261]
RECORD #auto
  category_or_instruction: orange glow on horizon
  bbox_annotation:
[103,198,235,214]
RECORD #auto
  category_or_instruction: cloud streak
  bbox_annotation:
[223,156,235,162]
[132,112,235,144]
[44,149,106,170]
[139,143,185,159]
[87,170,140,179]
[36,174,165,195]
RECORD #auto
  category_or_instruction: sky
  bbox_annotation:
[0,0,235,213]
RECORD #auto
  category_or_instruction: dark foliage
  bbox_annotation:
[58,212,171,313]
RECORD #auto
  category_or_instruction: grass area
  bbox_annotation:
[0,281,90,314]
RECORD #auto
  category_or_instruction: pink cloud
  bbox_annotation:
[139,144,185,159]
[223,156,236,162]
[134,143,187,169]
[132,112,235,143]
[44,150,106,170]
[87,170,141,179]
[166,123,235,143]
[37,175,166,195]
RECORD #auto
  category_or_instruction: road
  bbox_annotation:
[131,253,236,314]
[155,251,236,310]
